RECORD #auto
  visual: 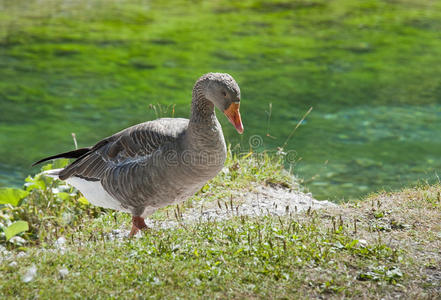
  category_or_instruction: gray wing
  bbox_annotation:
[59,118,189,196]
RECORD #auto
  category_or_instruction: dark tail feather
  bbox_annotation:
[32,147,91,167]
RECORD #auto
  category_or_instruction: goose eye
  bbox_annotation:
[222,91,227,97]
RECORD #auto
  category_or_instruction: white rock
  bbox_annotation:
[22,265,37,283]
[9,261,18,267]
[9,236,26,246]
[0,245,8,255]
[59,267,69,279]
[358,239,368,247]
[55,236,67,247]
[17,251,27,258]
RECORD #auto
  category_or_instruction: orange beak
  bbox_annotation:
[224,102,244,134]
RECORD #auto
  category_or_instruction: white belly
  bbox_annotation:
[66,177,131,213]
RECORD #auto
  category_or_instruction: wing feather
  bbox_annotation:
[59,118,189,186]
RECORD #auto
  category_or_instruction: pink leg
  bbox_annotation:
[128,216,148,237]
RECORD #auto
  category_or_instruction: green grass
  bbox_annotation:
[0,215,404,298]
[1,0,441,199]
[0,151,440,298]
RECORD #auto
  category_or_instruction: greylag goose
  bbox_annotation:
[33,73,244,237]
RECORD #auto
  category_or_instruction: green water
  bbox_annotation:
[1,0,441,201]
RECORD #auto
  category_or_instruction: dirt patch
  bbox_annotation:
[109,184,336,238]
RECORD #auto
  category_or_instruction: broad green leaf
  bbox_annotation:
[25,175,47,191]
[57,192,71,201]
[41,159,70,172]
[5,221,29,240]
[53,158,70,169]
[41,163,54,171]
[345,239,359,250]
[0,188,29,206]
[78,196,89,205]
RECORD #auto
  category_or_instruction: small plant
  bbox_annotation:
[0,159,102,246]
[0,187,30,240]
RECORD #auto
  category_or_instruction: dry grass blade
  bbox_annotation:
[281,106,313,149]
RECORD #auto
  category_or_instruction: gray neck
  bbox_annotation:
[190,79,216,124]
[183,76,227,171]
[185,78,225,155]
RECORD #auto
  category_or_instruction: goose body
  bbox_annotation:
[34,73,244,236]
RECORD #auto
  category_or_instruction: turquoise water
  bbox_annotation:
[1,0,441,201]
[293,105,441,199]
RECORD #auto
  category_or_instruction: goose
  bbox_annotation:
[33,73,244,237]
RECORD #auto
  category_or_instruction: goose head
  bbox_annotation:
[204,73,244,134]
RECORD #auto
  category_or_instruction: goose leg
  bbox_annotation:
[128,216,148,237]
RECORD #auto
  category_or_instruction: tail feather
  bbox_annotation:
[41,168,63,179]
[32,147,91,167]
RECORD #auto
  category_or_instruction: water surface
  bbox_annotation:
[1,0,440,200]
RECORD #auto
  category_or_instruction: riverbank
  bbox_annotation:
[0,152,439,298]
